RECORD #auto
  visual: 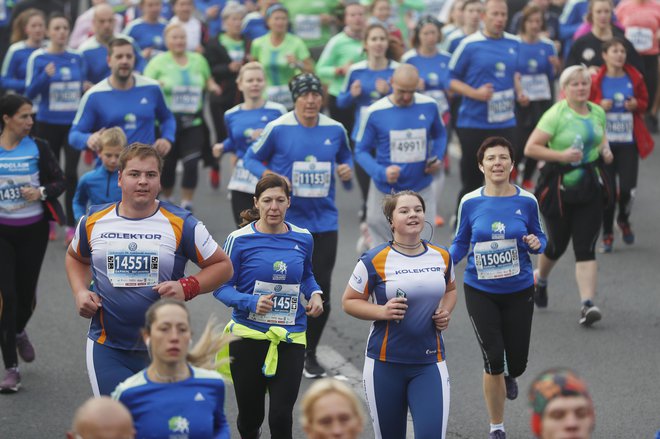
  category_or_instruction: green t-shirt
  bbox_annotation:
[536,100,606,187]
[250,32,311,109]
[283,0,341,48]
[143,51,211,126]
[315,31,366,96]
[219,34,245,62]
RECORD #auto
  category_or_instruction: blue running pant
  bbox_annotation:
[86,338,149,396]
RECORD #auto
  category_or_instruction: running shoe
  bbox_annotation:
[48,221,57,241]
[83,149,95,166]
[521,179,534,191]
[504,375,518,400]
[15,331,35,363]
[356,222,371,254]
[617,220,635,245]
[0,368,20,393]
[489,430,506,439]
[303,353,327,379]
[434,215,445,227]
[600,234,614,253]
[579,304,602,327]
[64,227,75,246]
[210,168,220,189]
[533,269,548,308]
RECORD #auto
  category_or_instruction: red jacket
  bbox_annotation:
[589,64,654,159]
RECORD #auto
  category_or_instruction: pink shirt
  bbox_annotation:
[615,0,660,55]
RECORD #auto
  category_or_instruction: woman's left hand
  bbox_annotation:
[432,307,451,331]
[601,147,614,164]
[522,234,541,251]
[20,186,41,202]
[306,293,324,317]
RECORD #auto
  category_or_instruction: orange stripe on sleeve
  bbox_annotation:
[159,207,184,249]
[372,246,390,283]
[379,321,390,361]
[84,204,116,250]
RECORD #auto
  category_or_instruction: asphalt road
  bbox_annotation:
[1,136,659,438]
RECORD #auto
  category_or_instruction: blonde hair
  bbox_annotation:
[559,64,591,90]
[237,61,265,83]
[11,8,45,44]
[99,127,127,151]
[300,379,365,430]
[163,22,185,38]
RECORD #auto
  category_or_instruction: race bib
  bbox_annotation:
[171,85,202,114]
[292,161,331,198]
[49,81,81,112]
[106,240,160,287]
[606,112,633,143]
[424,0,445,17]
[424,89,449,115]
[520,74,551,101]
[625,27,653,52]
[228,48,245,62]
[294,14,321,40]
[473,238,520,280]
[389,128,427,163]
[227,159,259,194]
[0,175,32,212]
[248,280,300,326]
[266,85,293,110]
[488,89,515,123]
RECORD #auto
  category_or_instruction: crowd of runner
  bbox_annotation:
[0,0,658,438]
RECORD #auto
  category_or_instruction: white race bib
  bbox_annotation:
[424,89,449,115]
[248,280,300,326]
[0,175,32,212]
[424,0,445,17]
[488,89,515,123]
[171,85,202,114]
[49,81,81,112]
[106,240,160,287]
[520,74,551,101]
[228,48,245,63]
[294,14,321,40]
[227,159,259,194]
[292,161,331,198]
[473,239,520,280]
[606,112,634,143]
[625,27,653,52]
[389,128,427,163]
[266,85,293,110]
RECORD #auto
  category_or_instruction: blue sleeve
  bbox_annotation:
[336,71,356,109]
[449,199,471,263]
[214,382,230,439]
[180,215,202,264]
[2,55,26,93]
[336,127,353,166]
[524,199,547,254]
[449,45,469,81]
[243,124,276,178]
[69,95,96,150]
[25,61,49,99]
[154,88,176,142]
[430,106,447,159]
[76,216,91,258]
[222,116,235,153]
[559,5,582,41]
[73,175,90,223]
[133,43,147,73]
[213,238,259,313]
[354,114,387,184]
[300,236,321,300]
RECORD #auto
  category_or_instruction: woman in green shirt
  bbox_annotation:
[144,23,221,211]
[524,65,613,327]
[249,3,314,110]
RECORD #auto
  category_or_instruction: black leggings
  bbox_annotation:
[642,54,658,109]
[229,338,305,439]
[161,125,204,190]
[306,231,338,355]
[543,189,602,262]
[0,219,49,369]
[230,190,254,228]
[34,121,79,227]
[455,127,515,212]
[603,144,638,235]
[464,284,534,377]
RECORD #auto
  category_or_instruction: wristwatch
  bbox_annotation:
[39,186,47,201]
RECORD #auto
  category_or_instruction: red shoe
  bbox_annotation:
[521,179,534,191]
[83,149,95,166]
[210,169,220,190]
[434,215,445,227]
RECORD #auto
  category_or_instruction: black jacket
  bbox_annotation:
[34,137,66,225]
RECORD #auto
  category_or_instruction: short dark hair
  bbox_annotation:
[239,174,290,227]
[601,36,627,53]
[382,190,426,224]
[476,136,515,165]
[0,94,32,130]
[108,36,134,56]
[412,15,443,48]
[119,142,163,173]
[519,4,545,34]
[47,11,70,28]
